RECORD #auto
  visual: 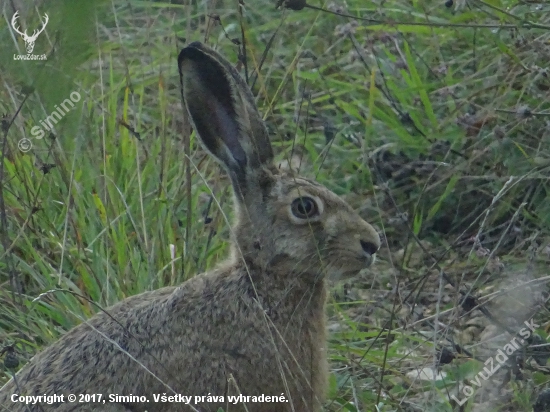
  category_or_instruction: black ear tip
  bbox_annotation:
[178,42,206,67]
[187,41,204,49]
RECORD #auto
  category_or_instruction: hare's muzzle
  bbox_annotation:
[360,239,379,258]
[357,222,381,267]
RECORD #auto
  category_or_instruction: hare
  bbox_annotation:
[0,42,380,412]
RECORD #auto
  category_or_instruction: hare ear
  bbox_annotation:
[178,42,274,185]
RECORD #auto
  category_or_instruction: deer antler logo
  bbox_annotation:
[11,11,49,54]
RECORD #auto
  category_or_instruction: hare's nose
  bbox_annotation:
[360,239,379,256]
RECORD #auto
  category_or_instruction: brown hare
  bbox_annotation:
[0,42,380,412]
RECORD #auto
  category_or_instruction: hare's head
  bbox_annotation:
[179,42,380,281]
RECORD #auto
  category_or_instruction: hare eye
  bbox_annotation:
[291,197,318,219]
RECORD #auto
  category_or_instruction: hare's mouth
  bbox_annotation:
[327,255,374,280]
[356,252,376,269]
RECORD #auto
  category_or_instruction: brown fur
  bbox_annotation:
[0,42,380,412]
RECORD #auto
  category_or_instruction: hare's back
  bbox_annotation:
[0,287,177,411]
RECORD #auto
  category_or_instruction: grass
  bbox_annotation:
[1,0,550,410]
